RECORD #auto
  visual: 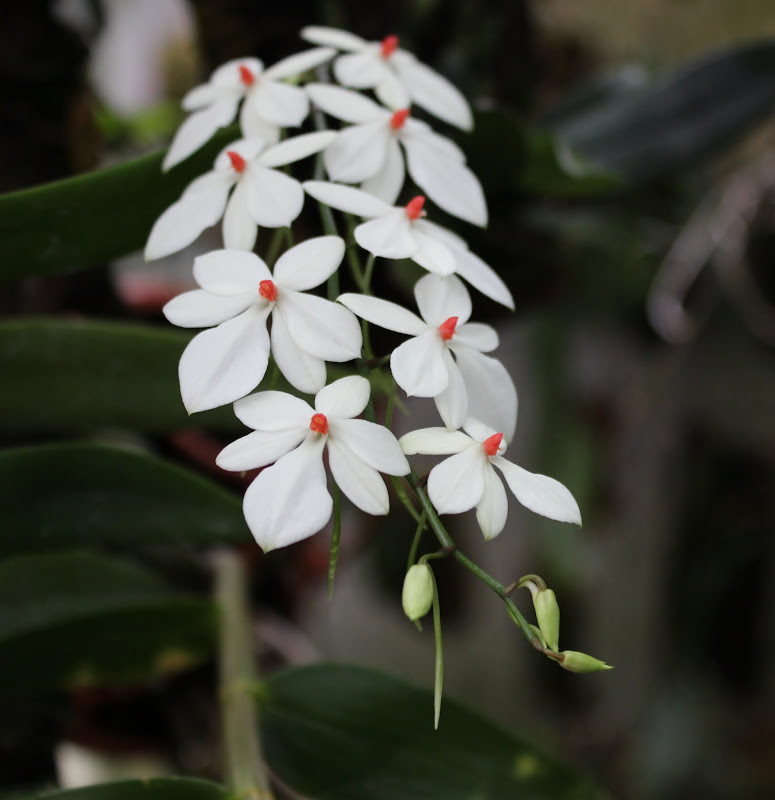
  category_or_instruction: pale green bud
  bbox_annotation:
[534,588,560,652]
[559,650,613,674]
[402,564,434,621]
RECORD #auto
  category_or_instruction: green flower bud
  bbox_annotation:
[534,588,560,652]
[402,564,434,621]
[559,650,613,674]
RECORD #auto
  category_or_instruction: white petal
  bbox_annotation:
[270,308,327,394]
[194,249,270,294]
[327,437,389,515]
[243,435,331,551]
[374,69,410,109]
[145,172,232,260]
[162,98,239,171]
[323,122,390,183]
[404,122,466,162]
[414,274,472,327]
[302,181,392,218]
[354,210,416,259]
[390,330,448,397]
[314,375,370,418]
[216,428,307,471]
[476,465,509,540]
[280,290,362,361]
[244,165,304,228]
[399,427,474,455]
[454,322,499,352]
[337,294,426,335]
[239,105,282,142]
[411,227,456,276]
[250,80,309,127]
[222,181,258,251]
[211,58,263,88]
[258,131,337,168]
[329,418,410,475]
[163,289,254,329]
[263,47,336,80]
[214,137,267,167]
[273,235,345,291]
[463,417,498,443]
[427,445,487,514]
[233,389,313,431]
[359,135,405,203]
[300,26,367,53]
[306,82,382,123]
[179,305,271,413]
[181,82,219,111]
[397,58,473,131]
[334,51,385,88]
[434,348,467,430]
[493,457,581,526]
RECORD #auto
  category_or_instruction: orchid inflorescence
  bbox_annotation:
[148,26,609,703]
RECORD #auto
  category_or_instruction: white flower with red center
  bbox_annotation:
[399,418,581,540]
[338,274,516,436]
[300,27,472,131]
[216,376,410,551]
[305,83,486,226]
[303,181,513,308]
[146,132,336,260]
[162,237,362,412]
[162,48,335,170]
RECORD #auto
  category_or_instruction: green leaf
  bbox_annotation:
[25,779,229,800]
[0,553,215,693]
[261,664,604,800]
[0,129,236,280]
[0,443,248,559]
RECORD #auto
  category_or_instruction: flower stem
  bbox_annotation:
[214,550,274,800]
[407,510,428,569]
[430,568,443,730]
[328,482,342,599]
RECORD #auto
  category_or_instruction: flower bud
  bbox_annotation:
[559,650,613,674]
[534,588,560,652]
[402,564,434,621]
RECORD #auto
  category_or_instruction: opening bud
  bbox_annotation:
[402,563,434,621]
[558,650,613,674]
[534,588,560,651]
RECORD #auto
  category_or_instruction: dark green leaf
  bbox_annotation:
[0,443,248,559]
[27,779,229,800]
[0,553,215,693]
[262,664,604,800]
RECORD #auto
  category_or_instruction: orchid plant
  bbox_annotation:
[149,24,610,738]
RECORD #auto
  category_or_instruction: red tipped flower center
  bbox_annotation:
[310,413,328,435]
[482,433,504,457]
[390,109,410,130]
[258,280,277,302]
[438,316,458,341]
[227,150,246,173]
[405,196,426,221]
[381,35,399,58]
[238,65,255,86]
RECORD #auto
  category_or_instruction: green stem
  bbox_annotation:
[392,475,423,523]
[328,483,342,599]
[430,568,443,730]
[362,253,376,294]
[265,228,286,266]
[407,510,428,569]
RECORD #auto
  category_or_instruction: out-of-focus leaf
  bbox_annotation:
[0,443,248,559]
[24,779,229,800]
[261,664,605,800]
[0,553,215,694]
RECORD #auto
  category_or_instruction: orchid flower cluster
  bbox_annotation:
[148,26,609,688]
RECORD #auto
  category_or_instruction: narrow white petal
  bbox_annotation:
[493,457,582,525]
[280,290,362,361]
[270,308,327,394]
[329,418,410,475]
[414,273,472,327]
[181,82,218,111]
[427,446,487,514]
[463,417,498,443]
[360,135,405,204]
[302,181,392,218]
[214,137,267,168]
[454,322,499,352]
[306,83,382,123]
[211,58,263,87]
[446,243,514,309]
[334,51,385,88]
[163,289,254,329]
[243,435,331,551]
[337,294,426,335]
[162,98,239,171]
[194,249,270,295]
[314,375,370,419]
[476,465,509,540]
[411,228,456,276]
[327,437,389,515]
[273,235,345,291]
[390,330,448,397]
[258,131,337,168]
[244,165,304,228]
[300,26,367,53]
[374,70,410,109]
[222,181,258,251]
[233,389,313,431]
[404,123,466,162]
[397,58,473,131]
[399,427,474,455]
[354,210,416,259]
[216,428,307,471]
[434,348,468,430]
[239,102,282,142]
[250,80,309,127]
[324,122,390,183]
[179,306,271,413]
[263,47,336,80]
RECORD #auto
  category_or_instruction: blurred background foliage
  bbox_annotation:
[1,1,775,799]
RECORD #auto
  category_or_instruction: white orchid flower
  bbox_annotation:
[163,48,335,170]
[305,83,487,226]
[300,27,472,131]
[216,376,410,551]
[146,132,336,260]
[400,418,581,540]
[303,181,513,308]
[163,237,362,412]
[338,274,516,436]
